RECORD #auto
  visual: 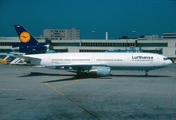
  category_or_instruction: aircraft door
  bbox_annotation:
[42,55,50,65]
[151,57,157,67]
[150,61,154,66]
[91,57,96,63]
[117,56,125,68]
[154,57,160,66]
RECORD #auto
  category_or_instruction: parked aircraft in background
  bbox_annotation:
[10,25,172,76]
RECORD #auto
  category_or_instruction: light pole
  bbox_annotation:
[126,29,128,50]
[132,31,136,38]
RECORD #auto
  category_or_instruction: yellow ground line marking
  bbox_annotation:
[56,79,78,88]
[44,82,100,119]
[171,72,174,77]
[15,67,33,72]
[45,83,65,97]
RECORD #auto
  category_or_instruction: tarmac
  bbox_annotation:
[0,64,176,120]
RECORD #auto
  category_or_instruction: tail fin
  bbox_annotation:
[14,25,39,45]
[13,25,49,54]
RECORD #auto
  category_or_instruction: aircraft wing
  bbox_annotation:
[45,63,108,70]
[9,54,42,65]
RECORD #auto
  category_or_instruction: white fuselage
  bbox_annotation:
[26,52,172,71]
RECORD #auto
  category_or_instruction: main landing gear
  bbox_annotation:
[77,69,88,76]
[77,69,84,76]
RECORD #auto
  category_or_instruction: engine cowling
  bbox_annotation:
[89,66,111,77]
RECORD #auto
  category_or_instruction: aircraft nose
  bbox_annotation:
[167,59,172,65]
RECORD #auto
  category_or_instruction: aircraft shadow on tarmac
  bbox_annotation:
[111,74,172,77]
[19,72,112,83]
[42,74,172,83]
[19,72,172,78]
[42,76,113,83]
[18,72,172,83]
[19,72,74,77]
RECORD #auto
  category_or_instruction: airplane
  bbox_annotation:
[13,52,172,77]
[11,25,172,77]
[13,25,55,54]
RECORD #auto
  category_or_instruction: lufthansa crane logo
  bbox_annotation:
[20,32,31,43]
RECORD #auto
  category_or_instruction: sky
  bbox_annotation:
[0,0,176,39]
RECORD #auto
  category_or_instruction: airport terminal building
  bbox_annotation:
[0,30,176,61]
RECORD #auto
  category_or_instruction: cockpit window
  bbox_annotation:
[163,58,168,61]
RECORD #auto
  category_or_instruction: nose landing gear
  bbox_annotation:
[145,70,149,77]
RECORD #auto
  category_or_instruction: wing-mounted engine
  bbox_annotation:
[89,66,111,77]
